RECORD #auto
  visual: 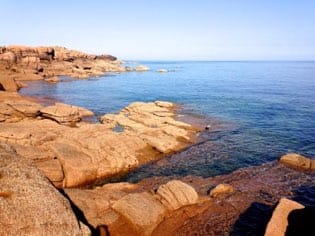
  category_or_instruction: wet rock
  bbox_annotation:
[279,153,315,171]
[265,198,305,236]
[209,183,235,198]
[0,142,84,235]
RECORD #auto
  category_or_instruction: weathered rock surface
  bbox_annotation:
[156,180,199,210]
[101,101,196,153]
[131,160,314,235]
[0,101,198,187]
[0,45,125,88]
[66,180,199,235]
[280,153,315,171]
[40,102,94,124]
[0,97,43,122]
[265,198,305,236]
[0,76,18,92]
[0,142,85,235]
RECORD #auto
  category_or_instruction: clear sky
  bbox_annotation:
[1,0,315,60]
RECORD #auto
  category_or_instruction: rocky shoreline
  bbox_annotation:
[0,46,314,235]
[0,45,150,92]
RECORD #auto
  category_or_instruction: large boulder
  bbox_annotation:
[66,180,199,235]
[280,153,315,171]
[157,180,199,210]
[0,142,85,235]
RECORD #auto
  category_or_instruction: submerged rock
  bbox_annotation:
[0,142,85,235]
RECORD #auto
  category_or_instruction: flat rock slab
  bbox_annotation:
[0,101,198,188]
[265,198,305,236]
[40,102,94,124]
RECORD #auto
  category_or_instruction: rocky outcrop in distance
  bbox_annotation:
[0,45,150,92]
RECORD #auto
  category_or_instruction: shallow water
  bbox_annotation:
[20,61,315,181]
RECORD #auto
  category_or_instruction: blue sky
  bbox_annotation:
[1,0,315,60]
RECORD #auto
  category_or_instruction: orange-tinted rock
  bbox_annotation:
[0,142,85,235]
[40,102,94,125]
[0,45,124,82]
[0,76,18,92]
[156,180,199,210]
[0,99,43,122]
[0,101,198,188]
[135,65,150,71]
[66,180,200,235]
[265,198,305,236]
[279,153,314,171]
[209,183,235,198]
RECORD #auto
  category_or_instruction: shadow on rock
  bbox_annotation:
[231,202,274,236]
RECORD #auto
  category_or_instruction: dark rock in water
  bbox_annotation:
[286,206,315,236]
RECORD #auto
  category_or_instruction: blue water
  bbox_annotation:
[21,61,315,180]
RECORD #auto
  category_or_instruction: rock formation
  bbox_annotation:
[0,142,87,235]
[265,198,304,236]
[65,180,199,236]
[0,100,198,188]
[40,102,94,125]
[135,65,150,71]
[0,45,125,91]
[280,153,315,171]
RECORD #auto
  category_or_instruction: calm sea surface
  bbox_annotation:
[21,61,315,182]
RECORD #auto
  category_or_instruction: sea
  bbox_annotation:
[20,61,315,182]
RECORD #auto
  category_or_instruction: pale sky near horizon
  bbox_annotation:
[1,0,315,60]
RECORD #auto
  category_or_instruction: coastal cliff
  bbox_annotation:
[0,45,127,91]
[0,46,314,235]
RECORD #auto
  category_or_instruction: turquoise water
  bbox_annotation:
[21,61,315,180]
